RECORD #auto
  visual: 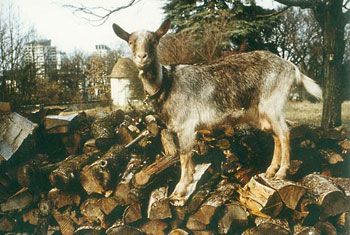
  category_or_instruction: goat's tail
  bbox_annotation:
[295,66,323,101]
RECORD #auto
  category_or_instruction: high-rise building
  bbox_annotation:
[95,44,111,57]
[24,40,58,78]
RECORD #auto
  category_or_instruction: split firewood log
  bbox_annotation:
[74,225,103,235]
[49,152,102,190]
[168,228,189,235]
[134,154,179,188]
[147,186,172,220]
[192,231,216,235]
[258,173,307,210]
[319,149,343,165]
[186,179,239,230]
[106,223,145,235]
[301,173,348,220]
[17,154,57,189]
[145,114,160,137]
[0,188,38,212]
[239,176,283,217]
[0,215,15,232]
[141,219,168,235]
[43,113,78,134]
[83,139,99,154]
[187,172,221,214]
[117,124,134,145]
[53,208,76,235]
[296,191,321,226]
[98,196,119,216]
[160,129,178,156]
[123,203,143,224]
[0,112,38,161]
[0,102,11,114]
[91,109,125,150]
[241,227,261,235]
[336,212,350,234]
[114,153,150,206]
[23,208,40,226]
[314,221,337,235]
[293,224,321,235]
[81,130,149,195]
[254,217,290,235]
[80,197,107,228]
[339,139,350,154]
[217,201,249,234]
[327,176,350,204]
[48,188,81,209]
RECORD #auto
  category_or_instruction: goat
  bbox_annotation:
[112,19,322,206]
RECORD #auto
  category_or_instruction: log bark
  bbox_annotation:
[301,173,348,220]
[147,186,172,220]
[254,217,290,235]
[186,180,239,230]
[106,224,145,235]
[80,145,129,195]
[83,139,99,154]
[217,201,248,234]
[0,112,38,161]
[123,203,143,224]
[239,176,283,217]
[141,219,168,235]
[319,149,343,165]
[168,228,189,235]
[23,208,40,226]
[50,152,102,190]
[53,209,76,235]
[74,225,103,235]
[258,173,307,210]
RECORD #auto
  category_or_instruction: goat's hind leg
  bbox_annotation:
[265,133,282,178]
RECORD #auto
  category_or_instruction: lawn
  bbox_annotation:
[285,101,350,130]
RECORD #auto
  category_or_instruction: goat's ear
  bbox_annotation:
[155,19,171,39]
[112,23,130,42]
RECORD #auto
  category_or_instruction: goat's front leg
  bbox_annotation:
[169,152,195,206]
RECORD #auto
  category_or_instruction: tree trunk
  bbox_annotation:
[318,0,345,129]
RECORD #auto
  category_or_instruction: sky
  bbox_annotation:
[7,0,280,55]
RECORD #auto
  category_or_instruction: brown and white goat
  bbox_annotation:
[112,19,322,206]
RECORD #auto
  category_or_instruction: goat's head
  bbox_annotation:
[112,19,171,70]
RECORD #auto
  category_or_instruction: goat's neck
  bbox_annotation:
[138,57,163,96]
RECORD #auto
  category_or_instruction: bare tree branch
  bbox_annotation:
[63,0,141,26]
[273,0,315,9]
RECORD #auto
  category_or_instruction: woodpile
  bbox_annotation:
[0,102,350,234]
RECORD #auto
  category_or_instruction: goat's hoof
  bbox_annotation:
[168,194,186,207]
[265,166,279,178]
[275,168,288,180]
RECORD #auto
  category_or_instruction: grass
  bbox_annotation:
[285,101,350,130]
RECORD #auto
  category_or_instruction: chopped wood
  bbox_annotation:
[80,145,129,195]
[187,172,221,214]
[48,188,81,209]
[53,209,76,235]
[0,188,36,212]
[0,102,11,114]
[145,114,160,137]
[117,124,134,146]
[50,152,101,190]
[114,154,149,206]
[61,131,82,155]
[141,219,168,235]
[134,154,179,188]
[241,227,262,235]
[106,224,145,235]
[23,207,40,225]
[336,212,350,234]
[74,225,103,235]
[147,186,171,220]
[301,173,348,220]
[186,180,239,230]
[296,227,321,235]
[160,129,178,156]
[44,113,78,134]
[83,139,99,153]
[80,197,107,228]
[0,112,38,161]
[328,176,350,202]
[258,173,307,210]
[339,139,350,154]
[124,203,143,224]
[99,196,119,215]
[319,149,343,164]
[314,221,337,235]
[297,191,320,226]
[0,215,15,231]
[254,217,290,235]
[168,228,189,235]
[192,231,215,235]
[239,176,283,217]
[218,201,248,234]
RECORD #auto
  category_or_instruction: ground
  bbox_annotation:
[285,101,350,130]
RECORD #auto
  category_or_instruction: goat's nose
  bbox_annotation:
[137,53,148,60]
